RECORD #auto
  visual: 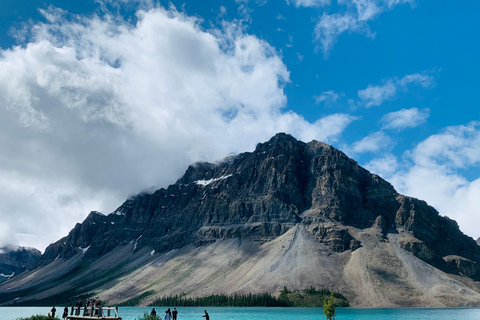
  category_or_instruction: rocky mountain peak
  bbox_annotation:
[255,132,303,152]
[5,134,480,307]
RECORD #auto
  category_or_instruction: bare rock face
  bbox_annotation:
[36,133,480,279]
[0,247,41,283]
[3,133,480,306]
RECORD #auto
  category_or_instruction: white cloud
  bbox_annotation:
[358,80,396,107]
[408,123,480,168]
[313,0,414,56]
[219,6,227,16]
[312,113,358,142]
[381,107,430,130]
[397,73,433,87]
[0,5,355,251]
[390,122,480,239]
[0,222,17,250]
[351,131,394,154]
[385,0,415,8]
[314,90,341,104]
[314,12,365,57]
[287,0,331,7]
[358,72,433,107]
[365,153,398,178]
[349,0,381,21]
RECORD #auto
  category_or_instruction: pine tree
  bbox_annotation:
[323,292,336,320]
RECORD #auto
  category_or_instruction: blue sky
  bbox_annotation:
[0,0,479,251]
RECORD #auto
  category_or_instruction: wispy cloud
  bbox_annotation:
[314,90,341,104]
[397,73,433,87]
[358,80,396,107]
[351,131,394,154]
[314,12,368,57]
[381,107,430,130]
[287,0,331,7]
[358,72,434,107]
[306,0,415,56]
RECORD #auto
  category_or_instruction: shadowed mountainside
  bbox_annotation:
[1,133,480,307]
[0,247,41,283]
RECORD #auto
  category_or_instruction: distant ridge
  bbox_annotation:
[0,247,41,283]
[1,133,480,307]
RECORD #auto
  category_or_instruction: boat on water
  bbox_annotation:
[66,305,121,320]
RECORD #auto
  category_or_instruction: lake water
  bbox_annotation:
[1,306,480,320]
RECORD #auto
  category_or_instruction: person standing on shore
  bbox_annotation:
[51,306,56,318]
[172,308,178,320]
[63,306,68,319]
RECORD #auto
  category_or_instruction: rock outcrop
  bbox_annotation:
[2,133,480,307]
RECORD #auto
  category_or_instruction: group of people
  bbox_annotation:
[150,307,178,320]
[49,306,68,319]
[51,298,102,318]
[151,308,209,320]
[86,298,101,309]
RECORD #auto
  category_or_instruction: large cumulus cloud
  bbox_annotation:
[0,6,355,250]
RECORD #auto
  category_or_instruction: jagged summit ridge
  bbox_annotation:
[37,133,479,276]
[2,133,480,307]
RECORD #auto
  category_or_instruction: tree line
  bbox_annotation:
[148,287,348,307]
[150,292,292,307]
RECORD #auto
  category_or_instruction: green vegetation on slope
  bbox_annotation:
[280,286,349,307]
[143,287,348,307]
[150,292,291,307]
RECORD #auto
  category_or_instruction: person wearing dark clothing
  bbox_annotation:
[172,308,178,320]
[51,306,56,317]
[202,310,209,320]
[151,308,157,318]
[76,300,82,315]
[63,306,68,319]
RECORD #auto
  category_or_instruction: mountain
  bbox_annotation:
[0,247,41,283]
[1,133,480,307]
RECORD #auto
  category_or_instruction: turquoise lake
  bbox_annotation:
[1,306,480,320]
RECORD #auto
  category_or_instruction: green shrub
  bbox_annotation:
[16,316,60,320]
[134,313,160,320]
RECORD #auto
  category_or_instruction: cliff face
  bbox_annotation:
[2,133,480,307]
[0,247,41,283]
